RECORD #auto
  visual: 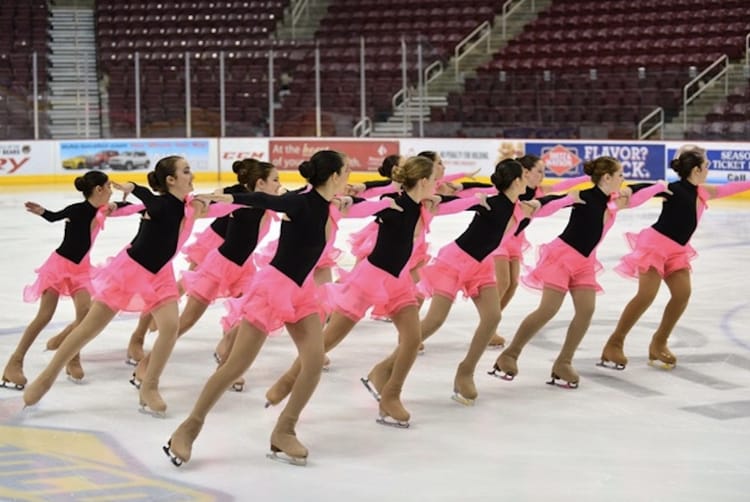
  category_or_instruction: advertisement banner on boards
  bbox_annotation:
[269,139,399,172]
[0,141,56,175]
[665,142,749,184]
[218,138,270,174]
[58,139,214,173]
[525,142,666,181]
[399,139,523,177]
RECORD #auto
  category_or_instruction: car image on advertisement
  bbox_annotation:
[62,155,88,170]
[108,151,151,170]
[86,150,119,169]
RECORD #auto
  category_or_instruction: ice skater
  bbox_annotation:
[600,146,750,369]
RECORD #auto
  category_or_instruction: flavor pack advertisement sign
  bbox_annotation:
[0,141,56,175]
[665,142,749,184]
[269,140,399,172]
[525,142,666,181]
[59,139,214,173]
[399,139,522,177]
[218,138,270,174]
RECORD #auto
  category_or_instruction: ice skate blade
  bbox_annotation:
[162,440,184,467]
[0,379,24,391]
[139,403,166,418]
[370,315,392,323]
[376,415,410,428]
[125,357,139,366]
[545,375,579,389]
[487,365,515,381]
[230,382,244,392]
[451,392,475,406]
[648,359,676,370]
[596,360,626,370]
[360,377,381,402]
[267,450,307,466]
[129,374,142,389]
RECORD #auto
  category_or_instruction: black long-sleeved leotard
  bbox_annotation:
[367,193,423,278]
[454,193,516,262]
[232,188,330,286]
[41,201,130,264]
[126,185,188,274]
[217,206,266,266]
[558,187,613,258]
[41,201,100,264]
[650,180,699,245]
[209,183,248,237]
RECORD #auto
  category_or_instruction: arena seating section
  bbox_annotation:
[439,0,749,138]
[1,0,748,139]
[0,1,49,140]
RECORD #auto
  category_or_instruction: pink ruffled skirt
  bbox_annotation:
[349,221,377,261]
[181,248,257,304]
[91,250,179,313]
[221,266,327,334]
[615,227,697,279]
[183,227,223,267]
[419,242,496,301]
[23,252,92,302]
[523,238,603,293]
[330,259,418,321]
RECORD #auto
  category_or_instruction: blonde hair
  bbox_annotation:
[391,156,434,190]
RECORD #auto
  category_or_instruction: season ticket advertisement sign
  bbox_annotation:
[525,141,666,181]
[268,139,399,172]
[665,142,750,184]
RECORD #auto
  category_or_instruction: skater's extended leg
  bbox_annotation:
[3,290,59,389]
[165,320,266,464]
[491,287,565,379]
[649,269,690,368]
[23,302,116,406]
[265,312,355,407]
[549,288,595,388]
[453,286,501,404]
[600,269,660,369]
[378,305,421,426]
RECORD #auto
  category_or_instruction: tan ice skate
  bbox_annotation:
[1,354,26,390]
[377,383,410,428]
[452,362,478,406]
[598,334,627,370]
[268,415,308,466]
[648,335,676,369]
[65,353,85,383]
[163,416,203,466]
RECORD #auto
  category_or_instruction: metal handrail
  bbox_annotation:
[637,107,664,140]
[454,21,491,81]
[682,54,729,131]
[353,116,372,137]
[502,0,535,40]
[290,0,310,39]
[392,85,411,110]
[746,32,749,69]
[424,60,443,91]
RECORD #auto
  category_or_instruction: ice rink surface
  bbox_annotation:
[0,185,748,501]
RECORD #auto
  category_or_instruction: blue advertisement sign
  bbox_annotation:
[525,142,666,181]
[59,139,211,172]
[666,144,749,184]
